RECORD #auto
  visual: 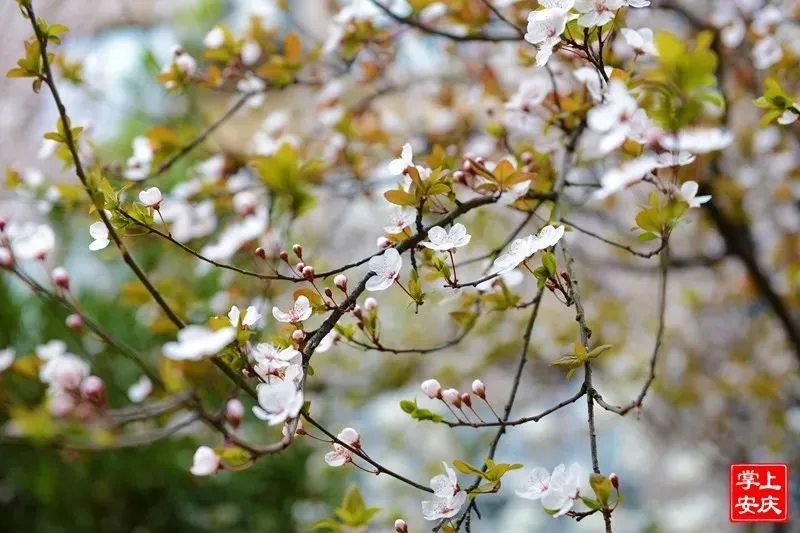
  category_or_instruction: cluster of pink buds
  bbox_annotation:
[420,378,494,423]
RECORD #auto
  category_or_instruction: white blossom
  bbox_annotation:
[0,348,15,373]
[241,40,262,65]
[421,223,471,251]
[272,296,312,323]
[124,136,154,180]
[388,143,414,175]
[517,463,583,517]
[252,342,300,377]
[778,104,800,125]
[587,80,640,154]
[162,325,237,361]
[661,128,733,154]
[525,7,570,67]
[575,0,624,28]
[679,181,712,208]
[238,73,266,107]
[190,446,221,476]
[36,340,66,360]
[127,375,152,403]
[620,27,658,55]
[384,206,416,234]
[39,352,90,392]
[89,221,110,251]
[252,380,304,426]
[422,462,467,521]
[492,225,565,274]
[366,248,402,291]
[753,37,783,70]
[7,223,56,260]
[324,427,360,467]
[592,155,658,200]
[139,187,162,208]
[204,26,225,48]
[228,305,262,329]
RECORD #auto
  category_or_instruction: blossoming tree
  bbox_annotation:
[2,0,799,531]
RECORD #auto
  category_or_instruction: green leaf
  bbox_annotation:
[452,460,486,478]
[637,232,657,242]
[485,462,524,482]
[590,473,614,507]
[383,189,417,206]
[541,252,557,277]
[308,518,344,532]
[400,399,416,414]
[586,344,614,360]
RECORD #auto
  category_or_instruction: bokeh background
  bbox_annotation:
[1,1,799,532]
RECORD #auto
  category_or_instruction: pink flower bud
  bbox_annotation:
[442,388,461,407]
[453,170,465,182]
[460,392,472,407]
[293,243,303,259]
[295,262,306,273]
[291,329,305,342]
[352,305,363,320]
[80,375,106,405]
[609,472,619,490]
[225,399,244,429]
[0,247,12,269]
[364,297,378,311]
[475,156,485,165]
[66,313,84,331]
[462,160,472,172]
[376,237,391,249]
[421,378,442,399]
[520,152,533,164]
[394,519,408,533]
[279,250,289,262]
[471,379,486,399]
[334,274,348,291]
[254,247,266,259]
[324,287,333,298]
[302,265,315,280]
[51,266,70,290]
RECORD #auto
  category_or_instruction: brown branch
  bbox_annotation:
[367,0,521,42]
[561,217,666,259]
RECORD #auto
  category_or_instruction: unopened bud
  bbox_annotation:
[609,472,619,491]
[452,170,465,182]
[520,151,533,164]
[546,280,556,292]
[324,287,333,298]
[292,243,303,259]
[560,271,570,284]
[0,247,12,269]
[376,237,391,249]
[352,305,363,320]
[80,375,106,405]
[461,393,472,407]
[475,156,485,165]
[65,313,84,331]
[471,379,486,399]
[461,160,472,172]
[291,329,305,342]
[302,265,315,280]
[225,398,244,429]
[442,388,462,407]
[364,297,378,311]
[421,378,442,399]
[51,266,70,290]
[279,250,289,262]
[394,519,408,533]
[334,274,348,291]
[295,262,305,274]
[254,247,266,259]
